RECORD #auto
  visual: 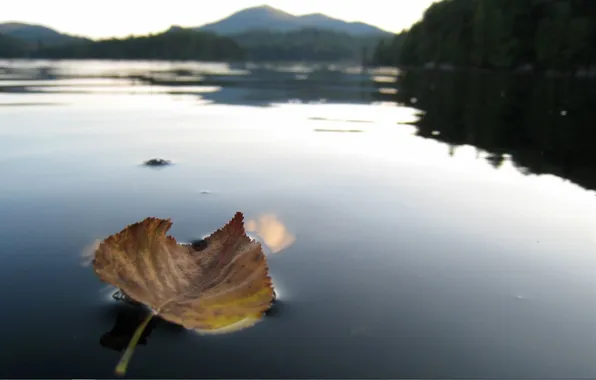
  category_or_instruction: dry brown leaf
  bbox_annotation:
[92,212,275,375]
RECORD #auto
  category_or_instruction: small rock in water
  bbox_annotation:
[143,158,172,167]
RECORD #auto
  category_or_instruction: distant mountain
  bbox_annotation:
[0,12,388,63]
[194,5,390,36]
[0,22,90,47]
[0,33,28,57]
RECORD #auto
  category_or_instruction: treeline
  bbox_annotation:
[0,29,245,61]
[0,27,378,62]
[372,33,406,67]
[374,0,596,72]
[231,28,375,61]
[0,34,26,57]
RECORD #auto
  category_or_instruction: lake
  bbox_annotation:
[1,59,596,379]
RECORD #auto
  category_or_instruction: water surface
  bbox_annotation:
[1,60,596,378]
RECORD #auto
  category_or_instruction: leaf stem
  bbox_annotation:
[115,311,154,376]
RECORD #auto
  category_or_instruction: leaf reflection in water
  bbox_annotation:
[245,214,296,255]
[100,305,158,353]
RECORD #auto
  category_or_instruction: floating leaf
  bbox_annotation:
[92,212,275,376]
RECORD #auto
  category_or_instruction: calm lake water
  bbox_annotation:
[1,59,596,379]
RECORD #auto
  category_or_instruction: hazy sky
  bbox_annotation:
[2,0,437,38]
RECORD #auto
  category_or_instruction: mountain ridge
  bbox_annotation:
[0,5,391,61]
[0,5,391,43]
[193,5,391,36]
[0,21,90,46]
